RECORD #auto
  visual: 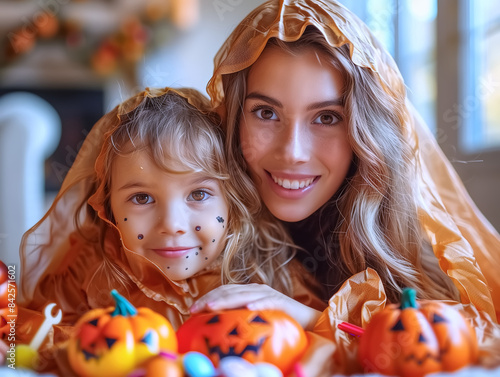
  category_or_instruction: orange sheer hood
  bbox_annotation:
[19,87,223,322]
[206,0,500,322]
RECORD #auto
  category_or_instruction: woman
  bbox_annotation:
[192,0,500,371]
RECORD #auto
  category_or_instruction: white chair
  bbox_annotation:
[0,92,61,273]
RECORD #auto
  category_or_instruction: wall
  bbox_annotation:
[136,0,267,99]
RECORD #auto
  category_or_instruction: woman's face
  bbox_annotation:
[240,47,353,222]
[110,149,229,281]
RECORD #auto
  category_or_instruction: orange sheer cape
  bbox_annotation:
[206,0,500,370]
[18,87,223,323]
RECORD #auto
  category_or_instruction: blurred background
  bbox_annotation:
[0,0,499,270]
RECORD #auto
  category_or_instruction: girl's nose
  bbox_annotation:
[157,203,188,235]
[274,120,310,164]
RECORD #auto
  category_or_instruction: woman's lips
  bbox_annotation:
[152,247,195,258]
[269,173,318,189]
[265,171,319,199]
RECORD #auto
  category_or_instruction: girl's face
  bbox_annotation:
[110,149,229,281]
[239,47,353,222]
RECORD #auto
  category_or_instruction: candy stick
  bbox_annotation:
[337,322,364,337]
[293,362,306,377]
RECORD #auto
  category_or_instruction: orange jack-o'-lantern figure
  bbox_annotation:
[176,309,308,375]
[358,288,478,377]
[0,261,17,340]
[68,290,177,377]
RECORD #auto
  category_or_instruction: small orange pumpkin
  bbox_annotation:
[143,351,182,377]
[127,351,183,377]
[68,290,177,377]
[176,309,308,375]
[358,288,478,377]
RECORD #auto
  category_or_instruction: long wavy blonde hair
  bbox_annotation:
[220,27,459,303]
[75,89,295,295]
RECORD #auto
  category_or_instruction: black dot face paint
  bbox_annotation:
[195,252,199,256]
[138,234,144,240]
[216,216,224,223]
[199,247,202,250]
[212,239,215,243]
[195,226,201,231]
[186,255,189,258]
[205,257,208,260]
[124,218,127,221]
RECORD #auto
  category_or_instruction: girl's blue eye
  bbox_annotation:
[313,112,341,125]
[132,194,153,205]
[253,107,278,120]
[189,190,210,201]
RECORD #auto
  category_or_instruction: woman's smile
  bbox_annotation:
[268,171,319,190]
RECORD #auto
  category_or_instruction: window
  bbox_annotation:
[461,0,500,152]
[338,0,437,131]
[338,0,500,231]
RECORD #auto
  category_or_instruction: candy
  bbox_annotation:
[183,351,216,377]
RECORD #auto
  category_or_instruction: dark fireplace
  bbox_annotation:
[0,88,104,193]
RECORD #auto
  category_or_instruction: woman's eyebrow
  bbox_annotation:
[245,92,343,110]
[245,92,283,108]
[306,99,344,111]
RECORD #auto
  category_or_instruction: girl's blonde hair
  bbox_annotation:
[220,27,459,303]
[77,89,295,294]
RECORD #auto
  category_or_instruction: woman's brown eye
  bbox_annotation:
[320,114,334,124]
[261,109,274,119]
[313,112,340,125]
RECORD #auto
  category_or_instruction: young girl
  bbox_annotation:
[16,87,328,374]
[192,0,500,371]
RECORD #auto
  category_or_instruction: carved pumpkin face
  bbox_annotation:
[177,309,308,374]
[359,288,478,377]
[68,290,177,377]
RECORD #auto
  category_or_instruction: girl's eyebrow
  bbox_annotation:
[115,175,217,191]
[116,182,147,191]
[245,92,343,110]
[189,176,218,186]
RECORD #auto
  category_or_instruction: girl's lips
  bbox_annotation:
[152,247,195,258]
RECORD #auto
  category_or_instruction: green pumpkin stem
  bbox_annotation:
[400,288,418,310]
[110,289,138,317]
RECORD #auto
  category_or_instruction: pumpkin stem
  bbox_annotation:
[110,289,138,317]
[400,288,418,310]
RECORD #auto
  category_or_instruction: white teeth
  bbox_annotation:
[271,174,314,190]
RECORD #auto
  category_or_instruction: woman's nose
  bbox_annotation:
[274,121,309,164]
[157,202,188,235]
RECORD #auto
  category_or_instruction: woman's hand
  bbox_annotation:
[190,283,322,331]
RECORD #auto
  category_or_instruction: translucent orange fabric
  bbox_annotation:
[206,0,500,371]
[17,87,333,376]
[18,87,224,324]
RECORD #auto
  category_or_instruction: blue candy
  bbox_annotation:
[183,352,216,377]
